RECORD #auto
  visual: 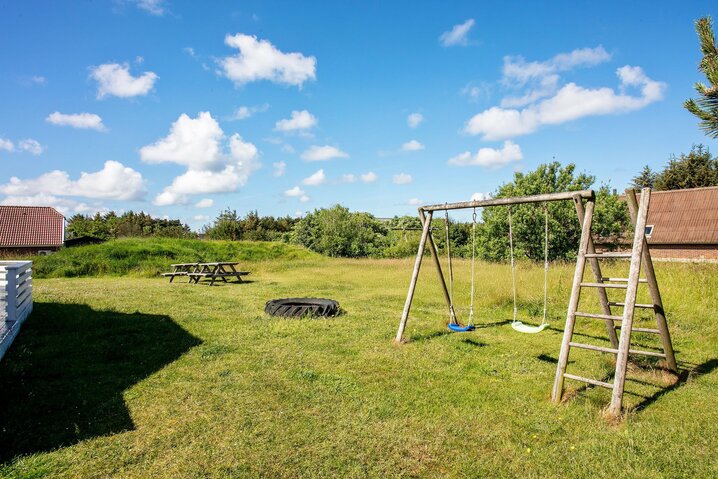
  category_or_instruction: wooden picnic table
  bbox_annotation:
[162,262,250,285]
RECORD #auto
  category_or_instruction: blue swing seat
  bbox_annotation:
[447,323,475,332]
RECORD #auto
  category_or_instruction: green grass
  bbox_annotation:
[0,256,717,477]
[30,237,322,278]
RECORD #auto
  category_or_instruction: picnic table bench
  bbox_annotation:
[162,262,249,286]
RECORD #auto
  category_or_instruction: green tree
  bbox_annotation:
[478,162,629,261]
[684,16,718,138]
[631,165,657,189]
[654,144,718,190]
[292,205,388,257]
[204,208,243,240]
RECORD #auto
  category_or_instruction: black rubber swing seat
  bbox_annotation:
[264,298,340,317]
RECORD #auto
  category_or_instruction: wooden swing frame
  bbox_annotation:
[395,189,603,342]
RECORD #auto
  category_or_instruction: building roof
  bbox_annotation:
[0,206,65,247]
[646,186,718,245]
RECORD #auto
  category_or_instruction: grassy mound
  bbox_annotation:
[31,237,321,278]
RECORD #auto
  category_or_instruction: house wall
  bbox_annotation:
[0,246,61,258]
[648,244,718,262]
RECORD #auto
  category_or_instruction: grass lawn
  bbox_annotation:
[1,254,717,477]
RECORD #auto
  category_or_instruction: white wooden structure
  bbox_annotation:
[0,260,33,361]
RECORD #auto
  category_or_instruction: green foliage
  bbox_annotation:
[684,16,718,138]
[67,211,194,240]
[30,237,320,278]
[203,209,298,241]
[653,144,718,190]
[478,162,629,261]
[292,205,388,257]
[631,165,657,189]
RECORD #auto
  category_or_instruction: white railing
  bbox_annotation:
[0,260,33,361]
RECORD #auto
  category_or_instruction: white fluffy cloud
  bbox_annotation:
[439,19,475,47]
[0,193,104,215]
[220,33,316,87]
[273,161,286,177]
[18,139,44,155]
[341,174,356,183]
[361,172,378,183]
[46,112,106,131]
[195,198,213,208]
[448,141,523,169]
[192,214,210,222]
[134,0,166,15]
[90,63,158,99]
[503,46,611,86]
[302,169,326,186]
[392,173,412,184]
[408,198,423,206]
[401,140,424,152]
[301,145,349,161]
[0,160,145,200]
[464,65,665,140]
[228,103,269,120]
[140,112,260,205]
[0,138,44,154]
[407,112,423,128]
[275,110,317,132]
[284,186,310,203]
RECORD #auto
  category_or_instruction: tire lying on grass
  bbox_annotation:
[264,298,341,318]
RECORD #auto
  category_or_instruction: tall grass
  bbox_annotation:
[30,237,322,278]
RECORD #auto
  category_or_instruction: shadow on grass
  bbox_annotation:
[0,302,201,463]
[632,357,718,412]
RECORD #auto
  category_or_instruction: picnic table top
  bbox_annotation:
[170,261,240,267]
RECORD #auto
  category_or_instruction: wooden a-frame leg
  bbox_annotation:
[552,197,595,403]
[609,189,651,416]
[625,189,678,372]
[396,210,434,342]
[419,209,458,325]
[574,198,620,348]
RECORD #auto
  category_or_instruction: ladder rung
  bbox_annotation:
[563,373,614,389]
[615,326,661,334]
[601,277,648,283]
[570,342,618,354]
[570,342,667,359]
[575,311,623,321]
[608,302,655,309]
[580,282,628,289]
[628,349,667,358]
[584,252,632,258]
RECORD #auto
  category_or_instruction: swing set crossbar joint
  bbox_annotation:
[420,189,594,212]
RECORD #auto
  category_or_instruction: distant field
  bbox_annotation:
[0,248,717,477]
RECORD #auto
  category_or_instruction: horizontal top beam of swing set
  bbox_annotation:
[420,189,595,212]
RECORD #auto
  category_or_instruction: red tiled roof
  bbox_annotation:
[0,206,65,247]
[646,187,718,245]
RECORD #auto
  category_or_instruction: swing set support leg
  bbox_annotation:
[396,210,433,342]
[420,208,458,325]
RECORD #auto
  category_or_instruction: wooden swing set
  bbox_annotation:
[395,188,677,416]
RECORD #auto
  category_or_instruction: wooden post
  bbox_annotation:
[552,196,595,403]
[624,189,678,372]
[574,198,620,348]
[396,210,434,342]
[609,188,651,416]
[419,209,458,324]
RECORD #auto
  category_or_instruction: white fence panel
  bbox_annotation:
[0,260,33,361]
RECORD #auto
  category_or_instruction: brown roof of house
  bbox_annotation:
[0,206,65,247]
[645,187,718,245]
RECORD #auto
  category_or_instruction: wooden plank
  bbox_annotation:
[601,277,648,283]
[396,210,434,342]
[580,282,628,289]
[570,341,618,354]
[422,189,594,212]
[609,188,650,417]
[563,373,614,389]
[574,311,623,321]
[608,301,655,309]
[625,188,678,372]
[552,197,595,403]
[584,252,632,258]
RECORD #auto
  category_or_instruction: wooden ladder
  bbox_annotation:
[551,188,678,416]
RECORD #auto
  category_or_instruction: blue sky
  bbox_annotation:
[0,1,716,228]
